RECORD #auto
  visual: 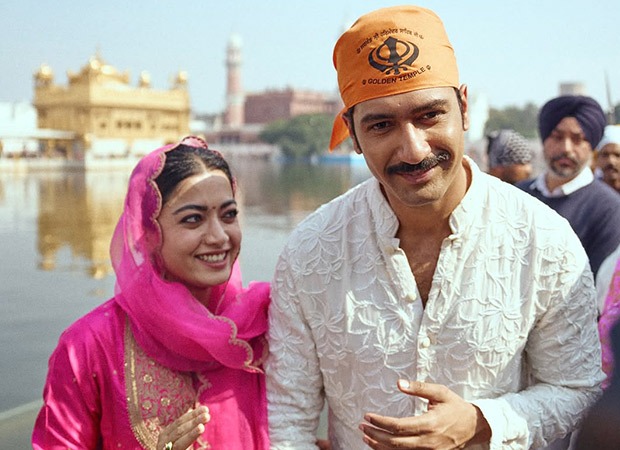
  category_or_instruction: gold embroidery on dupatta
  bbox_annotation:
[124,320,212,449]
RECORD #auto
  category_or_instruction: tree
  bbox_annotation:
[259,113,333,159]
[484,103,539,138]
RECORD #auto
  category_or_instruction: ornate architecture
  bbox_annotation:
[33,53,190,157]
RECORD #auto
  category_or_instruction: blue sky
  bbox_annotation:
[1,0,618,114]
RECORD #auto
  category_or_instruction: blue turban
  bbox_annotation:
[538,95,607,149]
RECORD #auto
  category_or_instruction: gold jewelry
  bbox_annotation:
[164,442,173,450]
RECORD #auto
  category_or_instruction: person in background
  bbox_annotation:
[265,5,603,450]
[596,124,620,193]
[485,128,533,184]
[516,96,620,278]
[32,136,270,450]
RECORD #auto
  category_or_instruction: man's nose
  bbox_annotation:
[400,124,431,164]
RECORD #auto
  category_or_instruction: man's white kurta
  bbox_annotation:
[266,159,603,450]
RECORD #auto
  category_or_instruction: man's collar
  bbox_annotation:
[532,167,594,197]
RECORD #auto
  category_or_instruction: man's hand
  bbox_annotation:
[359,380,491,449]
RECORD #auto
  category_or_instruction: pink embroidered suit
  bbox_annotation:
[32,137,271,449]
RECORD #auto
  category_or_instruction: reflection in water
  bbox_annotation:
[233,158,371,226]
[36,171,129,279]
[0,159,371,414]
[8,159,371,281]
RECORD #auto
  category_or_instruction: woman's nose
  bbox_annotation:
[202,219,228,245]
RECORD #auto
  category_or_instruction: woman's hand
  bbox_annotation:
[156,406,210,450]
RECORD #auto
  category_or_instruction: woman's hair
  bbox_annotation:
[154,144,234,204]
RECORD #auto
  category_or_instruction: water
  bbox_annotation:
[0,158,371,416]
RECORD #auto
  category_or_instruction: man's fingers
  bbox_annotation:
[362,414,422,436]
[360,422,424,450]
[397,379,454,403]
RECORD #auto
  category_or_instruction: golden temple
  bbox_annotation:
[32,53,190,158]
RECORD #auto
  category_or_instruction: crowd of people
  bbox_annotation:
[32,4,620,450]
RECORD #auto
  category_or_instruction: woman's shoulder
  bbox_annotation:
[58,299,125,350]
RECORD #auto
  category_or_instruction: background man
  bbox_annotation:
[596,124,620,193]
[517,96,620,277]
[266,6,603,450]
[486,128,534,184]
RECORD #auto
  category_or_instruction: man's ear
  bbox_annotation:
[342,113,362,154]
[459,84,470,132]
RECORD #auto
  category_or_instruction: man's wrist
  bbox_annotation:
[470,404,492,445]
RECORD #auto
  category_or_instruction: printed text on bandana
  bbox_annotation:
[356,27,430,87]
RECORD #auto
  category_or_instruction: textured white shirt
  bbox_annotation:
[266,159,603,450]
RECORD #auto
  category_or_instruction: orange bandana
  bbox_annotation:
[330,5,459,150]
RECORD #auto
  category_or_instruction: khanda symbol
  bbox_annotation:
[368,36,419,75]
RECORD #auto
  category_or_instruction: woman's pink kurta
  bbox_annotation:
[33,137,270,449]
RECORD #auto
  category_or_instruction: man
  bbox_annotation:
[517,97,620,277]
[266,6,603,450]
[485,129,534,184]
[596,124,620,193]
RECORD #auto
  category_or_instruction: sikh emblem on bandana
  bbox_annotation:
[368,36,419,76]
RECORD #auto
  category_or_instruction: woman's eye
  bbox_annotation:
[181,214,202,224]
[223,209,239,221]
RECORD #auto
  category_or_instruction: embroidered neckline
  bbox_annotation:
[125,319,211,449]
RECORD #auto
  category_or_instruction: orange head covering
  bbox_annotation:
[330,5,459,150]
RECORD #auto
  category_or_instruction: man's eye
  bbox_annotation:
[370,121,390,131]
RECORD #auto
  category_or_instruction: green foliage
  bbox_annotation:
[259,113,333,158]
[484,103,539,138]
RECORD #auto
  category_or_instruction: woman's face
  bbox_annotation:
[157,169,241,302]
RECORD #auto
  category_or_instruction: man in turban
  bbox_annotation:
[266,6,603,450]
[517,96,620,277]
[486,128,534,184]
[596,124,620,194]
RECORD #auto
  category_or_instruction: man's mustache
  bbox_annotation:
[551,154,577,165]
[387,152,450,175]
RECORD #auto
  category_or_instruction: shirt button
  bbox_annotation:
[386,245,398,254]
[405,292,417,302]
[420,337,431,348]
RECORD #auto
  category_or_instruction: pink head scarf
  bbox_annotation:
[111,136,269,373]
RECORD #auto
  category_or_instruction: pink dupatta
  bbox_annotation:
[111,136,269,373]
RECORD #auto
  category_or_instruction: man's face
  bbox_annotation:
[345,85,469,212]
[542,116,593,181]
[597,143,620,193]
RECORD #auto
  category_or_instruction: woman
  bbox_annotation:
[32,136,270,449]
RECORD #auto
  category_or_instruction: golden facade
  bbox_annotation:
[33,54,190,155]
